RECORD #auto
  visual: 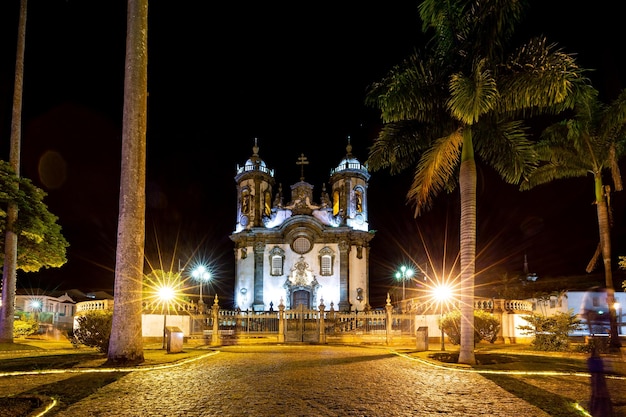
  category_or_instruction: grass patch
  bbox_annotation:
[406,344,626,417]
[426,351,590,373]
[0,343,212,371]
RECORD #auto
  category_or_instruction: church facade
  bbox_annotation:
[230,140,374,312]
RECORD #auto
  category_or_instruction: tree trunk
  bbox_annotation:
[0,0,26,344]
[595,178,621,348]
[106,0,148,365]
[458,131,476,365]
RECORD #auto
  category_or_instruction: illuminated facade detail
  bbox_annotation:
[231,138,373,311]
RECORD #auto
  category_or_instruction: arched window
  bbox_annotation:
[269,246,285,276]
[264,190,272,216]
[241,188,251,214]
[354,189,363,213]
[318,246,335,276]
[332,190,340,216]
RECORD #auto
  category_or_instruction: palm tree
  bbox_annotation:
[0,0,27,344]
[365,0,589,364]
[521,87,626,348]
[106,0,148,365]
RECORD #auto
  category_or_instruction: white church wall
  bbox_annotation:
[235,245,255,310]
[349,245,369,310]
[312,242,340,308]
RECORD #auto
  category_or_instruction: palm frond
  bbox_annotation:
[474,119,536,183]
[406,130,463,215]
[418,0,469,57]
[586,243,601,273]
[497,37,590,116]
[448,59,499,125]
[600,87,626,142]
[366,121,437,174]
[464,0,527,62]
[519,162,588,190]
[365,53,447,124]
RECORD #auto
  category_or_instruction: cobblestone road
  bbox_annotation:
[34,345,549,417]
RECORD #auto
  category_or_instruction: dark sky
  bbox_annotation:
[1,1,625,307]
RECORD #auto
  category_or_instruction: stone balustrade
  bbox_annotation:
[75,299,113,313]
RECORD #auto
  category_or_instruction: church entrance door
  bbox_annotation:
[292,290,310,309]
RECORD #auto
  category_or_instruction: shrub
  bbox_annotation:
[72,310,113,353]
[518,310,582,351]
[440,310,501,345]
[13,319,39,338]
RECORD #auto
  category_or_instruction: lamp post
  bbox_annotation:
[433,284,452,351]
[395,265,414,310]
[192,265,211,312]
[158,285,175,349]
[30,299,42,323]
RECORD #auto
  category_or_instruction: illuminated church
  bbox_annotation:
[230,139,374,312]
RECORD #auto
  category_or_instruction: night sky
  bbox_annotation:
[1,1,625,307]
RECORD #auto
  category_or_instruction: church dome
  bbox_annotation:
[245,155,267,169]
[236,138,274,178]
[330,137,369,176]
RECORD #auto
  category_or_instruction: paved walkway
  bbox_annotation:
[2,344,555,417]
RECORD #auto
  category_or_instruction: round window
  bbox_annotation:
[292,236,312,254]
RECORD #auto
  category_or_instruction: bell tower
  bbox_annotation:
[234,139,275,231]
[329,137,370,232]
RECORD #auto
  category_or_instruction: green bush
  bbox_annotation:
[72,310,113,353]
[518,310,582,351]
[440,310,501,345]
[13,319,39,338]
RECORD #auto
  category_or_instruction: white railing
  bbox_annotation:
[330,161,368,175]
[504,299,534,312]
[75,299,113,313]
[235,163,274,177]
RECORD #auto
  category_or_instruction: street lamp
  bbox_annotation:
[29,299,42,323]
[192,265,211,309]
[395,265,414,304]
[157,285,175,349]
[433,284,452,351]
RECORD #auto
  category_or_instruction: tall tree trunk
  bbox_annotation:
[106,0,148,365]
[458,131,476,365]
[595,179,621,348]
[0,0,27,344]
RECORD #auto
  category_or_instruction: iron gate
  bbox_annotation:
[284,304,319,342]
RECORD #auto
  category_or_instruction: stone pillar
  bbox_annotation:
[253,242,265,311]
[278,298,285,343]
[338,240,350,312]
[211,295,221,347]
[319,299,326,344]
[385,293,393,346]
